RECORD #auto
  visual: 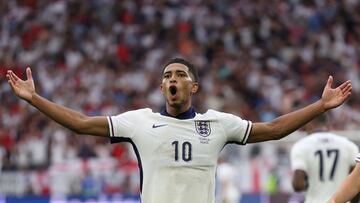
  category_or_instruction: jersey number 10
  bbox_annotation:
[172,141,192,162]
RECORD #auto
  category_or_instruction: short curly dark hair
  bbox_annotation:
[162,58,199,82]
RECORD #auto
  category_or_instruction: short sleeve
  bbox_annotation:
[108,109,141,143]
[218,112,252,145]
[290,142,307,171]
[347,141,359,164]
[356,154,360,163]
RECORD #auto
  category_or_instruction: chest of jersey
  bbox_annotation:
[132,116,226,167]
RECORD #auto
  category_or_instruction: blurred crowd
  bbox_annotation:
[0,0,360,198]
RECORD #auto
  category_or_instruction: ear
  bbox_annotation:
[160,84,165,95]
[191,83,199,94]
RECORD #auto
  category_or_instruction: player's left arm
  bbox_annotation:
[328,163,360,203]
[248,76,351,143]
[349,165,360,203]
[292,169,308,192]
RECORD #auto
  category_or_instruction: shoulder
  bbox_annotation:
[199,109,246,120]
[306,132,356,149]
[327,132,356,145]
[198,109,221,117]
[111,108,157,121]
[291,140,308,160]
[300,132,336,143]
[114,108,154,116]
[292,136,313,151]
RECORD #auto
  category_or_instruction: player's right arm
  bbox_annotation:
[6,67,109,137]
[290,142,308,192]
[292,169,308,192]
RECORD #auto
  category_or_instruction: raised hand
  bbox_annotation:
[6,67,35,102]
[321,76,352,110]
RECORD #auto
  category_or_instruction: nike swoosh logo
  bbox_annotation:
[152,124,167,128]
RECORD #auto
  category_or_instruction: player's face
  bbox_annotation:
[161,63,198,108]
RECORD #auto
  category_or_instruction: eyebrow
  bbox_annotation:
[163,70,188,75]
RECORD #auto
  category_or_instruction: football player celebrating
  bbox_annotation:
[6,58,352,203]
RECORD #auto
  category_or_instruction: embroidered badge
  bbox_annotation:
[195,121,211,137]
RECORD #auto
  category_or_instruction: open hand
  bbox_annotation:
[6,67,35,102]
[321,76,352,110]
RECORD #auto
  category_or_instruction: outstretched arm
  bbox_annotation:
[248,76,351,143]
[328,163,360,203]
[6,67,109,137]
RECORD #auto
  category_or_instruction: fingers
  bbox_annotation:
[6,70,19,92]
[26,67,33,81]
[8,70,21,82]
[6,74,17,93]
[326,75,333,88]
[339,80,351,90]
[326,76,351,94]
[341,82,352,95]
[337,81,352,103]
[6,68,32,82]
[6,70,17,83]
[6,71,11,81]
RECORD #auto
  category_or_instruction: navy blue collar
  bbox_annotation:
[160,107,196,119]
[310,129,327,134]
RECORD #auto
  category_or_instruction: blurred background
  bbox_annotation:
[0,0,360,202]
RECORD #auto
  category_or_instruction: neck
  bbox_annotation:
[161,102,196,120]
[166,103,191,117]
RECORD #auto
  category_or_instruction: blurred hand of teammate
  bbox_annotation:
[321,75,352,110]
[6,67,35,102]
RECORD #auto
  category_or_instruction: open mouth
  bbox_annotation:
[169,86,177,95]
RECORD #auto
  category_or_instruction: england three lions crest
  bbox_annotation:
[195,121,211,137]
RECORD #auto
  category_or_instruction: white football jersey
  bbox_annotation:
[107,108,252,203]
[291,132,359,203]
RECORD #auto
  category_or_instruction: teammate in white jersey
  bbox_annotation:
[291,114,359,203]
[328,154,360,203]
[6,58,353,203]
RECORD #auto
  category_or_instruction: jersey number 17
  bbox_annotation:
[314,149,339,181]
